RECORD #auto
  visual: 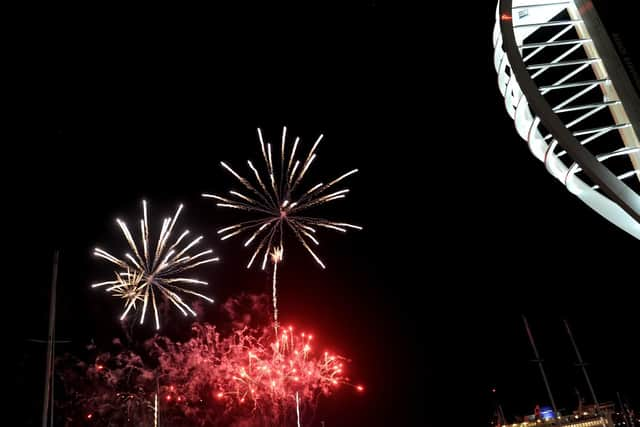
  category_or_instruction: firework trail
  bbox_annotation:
[295,391,300,427]
[92,200,219,329]
[154,391,158,427]
[270,247,282,333]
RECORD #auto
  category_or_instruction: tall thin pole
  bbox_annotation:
[42,251,59,427]
[498,404,507,425]
[575,388,584,414]
[564,319,599,411]
[618,392,635,427]
[50,329,55,427]
[522,315,557,415]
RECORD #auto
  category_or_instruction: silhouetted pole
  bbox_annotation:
[522,315,558,415]
[498,404,508,425]
[564,319,599,412]
[42,251,59,427]
[618,392,636,427]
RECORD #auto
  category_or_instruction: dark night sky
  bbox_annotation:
[5,2,639,426]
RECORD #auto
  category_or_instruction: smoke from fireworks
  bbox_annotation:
[57,345,156,426]
[92,200,219,329]
[58,295,363,426]
[156,322,361,425]
[160,323,357,411]
[203,126,362,271]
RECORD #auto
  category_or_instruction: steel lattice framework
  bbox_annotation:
[493,0,640,239]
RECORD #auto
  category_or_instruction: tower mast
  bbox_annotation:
[564,319,599,412]
[522,315,558,415]
[42,251,59,427]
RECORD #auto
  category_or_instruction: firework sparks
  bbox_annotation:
[92,200,219,329]
[154,321,361,423]
[203,126,362,271]
[106,269,145,320]
[59,296,363,425]
[213,325,352,409]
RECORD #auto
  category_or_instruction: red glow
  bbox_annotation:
[356,385,364,392]
[500,13,512,21]
[58,295,365,424]
[579,1,593,14]
[158,323,354,413]
[138,322,361,421]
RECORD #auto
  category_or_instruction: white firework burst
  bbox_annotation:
[92,200,219,329]
[108,269,145,316]
[202,126,362,270]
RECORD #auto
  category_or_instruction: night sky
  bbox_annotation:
[6,2,639,426]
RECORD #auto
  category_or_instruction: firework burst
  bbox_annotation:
[203,126,362,271]
[92,200,219,329]
[58,296,363,426]
[213,325,355,409]
[153,322,362,423]
[108,269,145,311]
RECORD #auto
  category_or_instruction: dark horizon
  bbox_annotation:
[6,2,639,426]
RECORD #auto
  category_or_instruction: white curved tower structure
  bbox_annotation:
[493,0,640,239]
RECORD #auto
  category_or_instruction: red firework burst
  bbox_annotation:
[154,322,362,421]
